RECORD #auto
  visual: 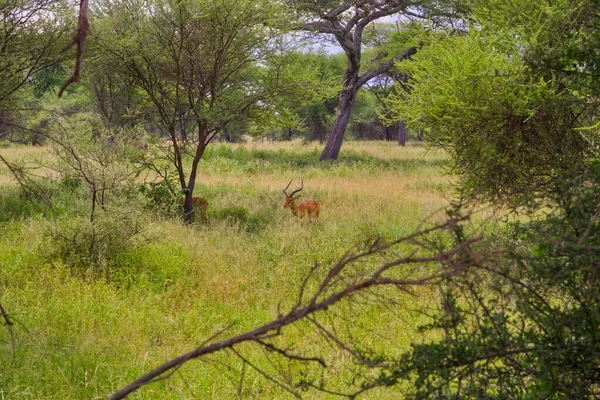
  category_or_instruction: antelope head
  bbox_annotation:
[282,179,303,209]
[282,179,320,222]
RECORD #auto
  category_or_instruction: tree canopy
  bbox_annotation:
[384,0,600,205]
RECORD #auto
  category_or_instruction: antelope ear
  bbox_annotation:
[294,195,301,200]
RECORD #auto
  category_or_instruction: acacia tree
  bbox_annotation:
[384,0,599,206]
[285,0,461,160]
[260,51,342,142]
[95,0,285,222]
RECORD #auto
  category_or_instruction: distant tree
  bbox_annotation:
[285,0,463,160]
[347,89,380,139]
[84,44,143,129]
[279,52,342,143]
[245,51,341,142]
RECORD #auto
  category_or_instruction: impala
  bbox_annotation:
[182,196,208,222]
[283,179,320,222]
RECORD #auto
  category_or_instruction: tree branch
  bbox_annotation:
[357,46,417,87]
[58,0,89,96]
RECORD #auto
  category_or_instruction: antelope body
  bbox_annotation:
[182,196,208,222]
[283,179,320,222]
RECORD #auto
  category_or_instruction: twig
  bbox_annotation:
[230,347,302,399]
[0,302,12,327]
[255,339,327,368]
[577,203,600,246]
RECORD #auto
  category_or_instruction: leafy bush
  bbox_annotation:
[44,205,149,274]
[385,0,600,207]
[138,179,180,218]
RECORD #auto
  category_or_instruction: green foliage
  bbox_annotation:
[245,51,343,141]
[257,51,341,125]
[98,0,287,131]
[0,0,68,107]
[138,180,180,217]
[380,22,430,62]
[21,108,154,272]
[396,162,600,399]
[385,15,596,205]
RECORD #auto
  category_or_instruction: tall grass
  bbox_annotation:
[0,141,450,399]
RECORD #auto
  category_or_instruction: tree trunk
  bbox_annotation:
[320,87,358,161]
[398,120,407,146]
[182,122,210,224]
[183,191,194,224]
[178,110,187,142]
[320,49,361,161]
[385,125,392,141]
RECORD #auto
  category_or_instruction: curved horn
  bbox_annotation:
[290,179,303,197]
[283,179,293,196]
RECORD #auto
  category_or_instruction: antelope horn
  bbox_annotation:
[283,179,293,196]
[290,179,303,197]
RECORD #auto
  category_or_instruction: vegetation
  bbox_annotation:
[2,0,600,398]
[385,0,600,206]
[0,141,450,398]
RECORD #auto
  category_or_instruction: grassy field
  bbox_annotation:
[0,140,454,399]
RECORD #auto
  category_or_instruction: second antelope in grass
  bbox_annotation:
[282,179,320,222]
[182,196,208,222]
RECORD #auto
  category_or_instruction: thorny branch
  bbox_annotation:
[109,212,489,399]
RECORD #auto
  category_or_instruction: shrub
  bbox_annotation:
[44,202,149,275]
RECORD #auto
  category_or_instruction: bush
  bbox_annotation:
[44,204,149,275]
[138,180,180,218]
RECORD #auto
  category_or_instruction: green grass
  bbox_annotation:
[0,141,451,399]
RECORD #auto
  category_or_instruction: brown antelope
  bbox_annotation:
[282,179,320,222]
[182,196,208,222]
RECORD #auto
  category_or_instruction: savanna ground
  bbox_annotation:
[0,140,455,399]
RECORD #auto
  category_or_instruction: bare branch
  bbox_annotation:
[58,0,89,96]
[357,46,417,87]
[0,302,12,327]
[110,213,480,399]
[255,339,327,368]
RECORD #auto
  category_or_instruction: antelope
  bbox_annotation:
[182,196,208,222]
[282,179,320,222]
